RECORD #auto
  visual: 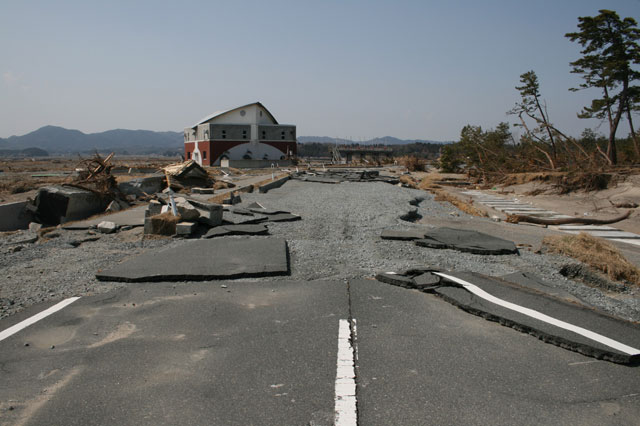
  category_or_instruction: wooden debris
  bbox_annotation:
[506,210,634,225]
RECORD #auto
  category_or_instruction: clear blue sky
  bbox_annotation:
[1,0,639,141]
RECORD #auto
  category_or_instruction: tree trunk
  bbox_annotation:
[626,104,640,160]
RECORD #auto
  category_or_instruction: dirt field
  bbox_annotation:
[413,171,640,235]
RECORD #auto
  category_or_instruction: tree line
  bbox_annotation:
[440,9,639,178]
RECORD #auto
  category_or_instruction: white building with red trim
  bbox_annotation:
[184,102,297,166]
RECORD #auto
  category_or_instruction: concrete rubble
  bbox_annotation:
[97,221,118,234]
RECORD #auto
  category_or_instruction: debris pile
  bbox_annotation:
[292,169,400,185]
[163,160,214,190]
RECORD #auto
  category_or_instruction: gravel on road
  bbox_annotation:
[1,178,639,322]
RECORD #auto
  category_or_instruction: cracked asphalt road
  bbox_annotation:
[1,175,639,425]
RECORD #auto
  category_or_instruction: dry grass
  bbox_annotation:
[398,156,427,172]
[399,175,418,188]
[147,212,182,236]
[432,189,488,217]
[543,233,640,286]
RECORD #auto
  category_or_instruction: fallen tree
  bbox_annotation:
[506,209,633,225]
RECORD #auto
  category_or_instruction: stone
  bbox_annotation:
[28,222,42,232]
[97,221,118,234]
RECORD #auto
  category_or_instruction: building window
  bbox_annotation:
[203,151,207,160]
[187,152,191,159]
[240,109,246,116]
[242,130,247,139]
[222,130,226,139]
[260,111,263,117]
[281,131,285,140]
[204,130,209,139]
[261,131,266,139]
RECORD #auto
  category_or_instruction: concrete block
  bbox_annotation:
[175,198,200,221]
[196,208,223,227]
[0,201,34,231]
[97,221,118,234]
[222,193,242,205]
[146,200,163,217]
[35,185,109,225]
[176,221,197,236]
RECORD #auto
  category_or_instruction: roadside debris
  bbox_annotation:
[163,160,213,189]
[507,209,634,226]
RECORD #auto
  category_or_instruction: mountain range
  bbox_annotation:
[0,126,450,156]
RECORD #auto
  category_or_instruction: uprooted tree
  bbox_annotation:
[565,9,640,165]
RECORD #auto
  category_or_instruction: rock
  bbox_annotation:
[146,200,163,217]
[97,221,118,234]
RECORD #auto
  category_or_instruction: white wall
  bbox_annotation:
[207,104,277,126]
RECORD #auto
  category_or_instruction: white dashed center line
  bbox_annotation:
[435,272,640,355]
[335,318,357,426]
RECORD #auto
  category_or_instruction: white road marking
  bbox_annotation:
[335,319,357,426]
[0,297,81,342]
[434,273,640,355]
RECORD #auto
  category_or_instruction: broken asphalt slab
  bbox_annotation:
[204,224,269,238]
[62,206,146,230]
[434,271,640,364]
[96,237,290,282]
[415,227,518,255]
[375,269,640,364]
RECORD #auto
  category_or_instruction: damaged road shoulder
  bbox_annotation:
[375,269,640,365]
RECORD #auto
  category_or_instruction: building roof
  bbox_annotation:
[192,102,278,128]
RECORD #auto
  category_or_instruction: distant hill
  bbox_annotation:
[0,126,183,155]
[297,136,452,145]
[0,126,451,157]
